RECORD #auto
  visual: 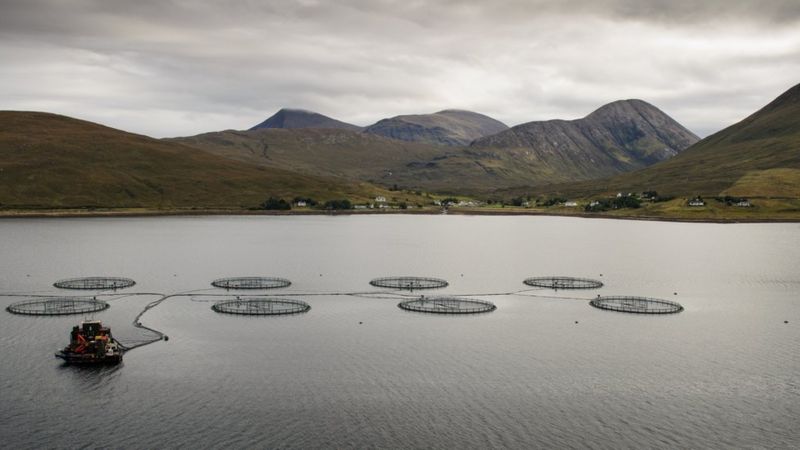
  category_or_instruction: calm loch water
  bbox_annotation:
[0,215,798,448]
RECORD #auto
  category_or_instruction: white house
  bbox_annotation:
[688,199,705,207]
[735,200,752,207]
[375,196,387,203]
[295,201,307,207]
[564,201,578,207]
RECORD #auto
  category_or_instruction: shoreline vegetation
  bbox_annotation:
[2,200,799,223]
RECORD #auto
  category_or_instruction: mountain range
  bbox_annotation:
[175,100,697,193]
[522,82,800,198]
[1,83,798,211]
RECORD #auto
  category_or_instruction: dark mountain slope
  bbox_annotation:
[364,109,508,146]
[472,99,699,174]
[519,83,800,198]
[250,108,362,131]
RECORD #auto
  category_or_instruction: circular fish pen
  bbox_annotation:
[398,296,496,314]
[211,277,292,290]
[524,276,603,290]
[211,297,310,315]
[590,296,683,314]
[54,277,136,290]
[370,276,448,290]
[6,297,110,316]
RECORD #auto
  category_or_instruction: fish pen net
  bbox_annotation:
[523,276,603,289]
[398,296,496,314]
[590,296,683,314]
[54,277,136,290]
[211,277,292,290]
[6,297,110,316]
[370,276,449,290]
[211,297,310,315]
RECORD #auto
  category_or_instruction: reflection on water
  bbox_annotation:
[0,215,798,448]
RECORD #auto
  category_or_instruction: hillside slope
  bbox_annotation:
[521,83,800,198]
[250,108,362,131]
[0,112,386,209]
[471,100,699,177]
[171,127,454,187]
[364,109,508,146]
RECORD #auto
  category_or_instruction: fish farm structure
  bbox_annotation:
[524,276,604,290]
[211,297,310,315]
[211,277,292,290]
[398,296,496,314]
[370,276,449,290]
[54,277,136,290]
[6,297,110,316]
[590,296,684,314]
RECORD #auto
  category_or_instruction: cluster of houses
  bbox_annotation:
[688,197,752,207]
[290,193,750,211]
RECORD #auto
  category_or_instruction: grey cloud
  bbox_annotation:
[0,0,798,137]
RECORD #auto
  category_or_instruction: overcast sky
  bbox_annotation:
[1,0,798,137]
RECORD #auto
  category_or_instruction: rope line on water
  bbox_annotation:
[3,287,598,352]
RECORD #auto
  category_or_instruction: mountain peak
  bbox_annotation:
[758,82,800,113]
[586,99,661,119]
[364,109,508,146]
[472,99,700,169]
[250,109,361,131]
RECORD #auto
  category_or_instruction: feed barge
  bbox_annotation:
[55,320,123,364]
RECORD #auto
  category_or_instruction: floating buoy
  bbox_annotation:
[164,335,169,341]
[785,320,789,324]
[574,321,579,324]
[359,321,363,325]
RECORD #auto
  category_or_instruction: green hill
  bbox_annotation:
[0,111,394,210]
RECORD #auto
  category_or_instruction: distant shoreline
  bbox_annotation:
[1,208,799,224]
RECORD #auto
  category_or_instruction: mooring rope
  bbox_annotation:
[3,286,600,353]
